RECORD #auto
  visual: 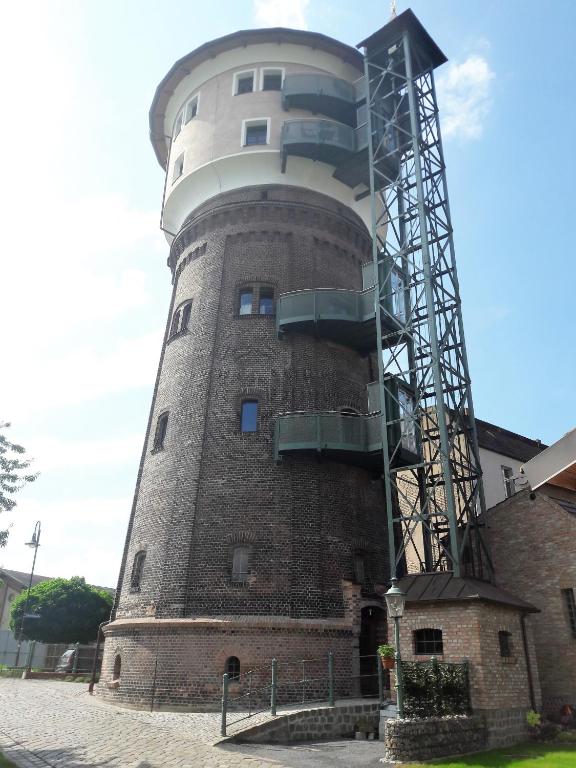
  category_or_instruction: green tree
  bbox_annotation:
[0,422,38,546]
[10,577,113,643]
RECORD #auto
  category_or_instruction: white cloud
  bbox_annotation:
[253,0,309,29]
[0,497,131,588]
[437,54,495,140]
[27,434,143,472]
[0,330,162,421]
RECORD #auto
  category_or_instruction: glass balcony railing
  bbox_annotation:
[276,284,405,352]
[281,119,356,171]
[274,410,418,467]
[282,74,357,126]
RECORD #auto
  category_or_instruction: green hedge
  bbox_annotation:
[401,658,471,719]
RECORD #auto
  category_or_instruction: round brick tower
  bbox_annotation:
[99,28,391,710]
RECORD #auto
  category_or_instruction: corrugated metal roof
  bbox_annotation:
[398,572,538,613]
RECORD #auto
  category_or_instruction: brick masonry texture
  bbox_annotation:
[487,488,576,714]
[101,185,390,708]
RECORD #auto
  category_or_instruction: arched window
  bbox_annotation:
[153,412,169,451]
[169,300,192,339]
[113,654,121,680]
[413,628,443,655]
[240,401,258,433]
[225,656,240,681]
[231,546,250,583]
[130,550,146,590]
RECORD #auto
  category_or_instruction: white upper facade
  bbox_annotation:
[151,31,371,237]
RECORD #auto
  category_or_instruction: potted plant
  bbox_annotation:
[377,643,396,670]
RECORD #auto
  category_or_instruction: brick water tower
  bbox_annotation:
[99,26,400,709]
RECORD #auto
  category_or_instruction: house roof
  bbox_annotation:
[521,427,576,492]
[0,569,115,596]
[398,572,538,613]
[476,418,546,463]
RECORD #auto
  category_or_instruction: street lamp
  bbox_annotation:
[385,577,406,718]
[14,521,42,667]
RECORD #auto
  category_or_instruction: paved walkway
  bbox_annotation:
[0,679,290,767]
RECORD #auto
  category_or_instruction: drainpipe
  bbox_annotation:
[88,620,110,694]
[520,613,537,711]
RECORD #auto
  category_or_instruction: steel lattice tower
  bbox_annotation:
[359,11,492,580]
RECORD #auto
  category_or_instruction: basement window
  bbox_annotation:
[413,628,443,656]
[562,588,576,637]
[226,656,241,681]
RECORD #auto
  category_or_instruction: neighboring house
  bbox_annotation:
[487,428,576,714]
[476,418,545,509]
[0,569,50,631]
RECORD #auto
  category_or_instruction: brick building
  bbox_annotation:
[96,17,570,744]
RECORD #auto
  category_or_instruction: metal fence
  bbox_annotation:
[220,652,392,736]
[0,631,101,677]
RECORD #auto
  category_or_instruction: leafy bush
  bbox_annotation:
[402,658,471,719]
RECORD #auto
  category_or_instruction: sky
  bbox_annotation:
[0,0,574,588]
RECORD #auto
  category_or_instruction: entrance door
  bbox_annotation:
[359,606,386,696]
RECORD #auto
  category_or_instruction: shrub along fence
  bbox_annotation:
[401,658,471,718]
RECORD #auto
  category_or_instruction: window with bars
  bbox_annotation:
[413,628,444,655]
[130,551,146,590]
[225,656,240,681]
[231,546,250,583]
[562,588,576,636]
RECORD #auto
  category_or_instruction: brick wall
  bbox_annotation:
[398,601,540,717]
[105,186,390,707]
[487,489,576,713]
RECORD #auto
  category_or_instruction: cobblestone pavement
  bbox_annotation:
[0,679,296,768]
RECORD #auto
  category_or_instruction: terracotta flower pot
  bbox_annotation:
[381,656,395,670]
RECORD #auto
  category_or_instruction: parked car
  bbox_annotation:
[55,648,76,673]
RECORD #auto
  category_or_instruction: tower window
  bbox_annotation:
[225,656,241,681]
[562,588,576,636]
[243,120,269,147]
[153,412,169,451]
[113,654,121,680]
[240,401,258,433]
[184,95,199,123]
[261,69,283,91]
[173,112,183,140]
[130,551,146,590]
[239,289,253,315]
[498,630,513,658]
[353,553,366,584]
[231,546,250,583]
[234,71,255,95]
[173,154,184,182]
[413,628,443,655]
[259,288,274,315]
[169,300,192,338]
[502,466,515,498]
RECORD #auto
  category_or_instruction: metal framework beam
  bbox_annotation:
[360,13,492,580]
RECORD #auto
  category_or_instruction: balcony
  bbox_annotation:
[274,410,418,469]
[280,119,356,171]
[282,74,357,126]
[276,279,407,353]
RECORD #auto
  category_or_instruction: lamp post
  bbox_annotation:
[385,577,406,718]
[14,521,42,668]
